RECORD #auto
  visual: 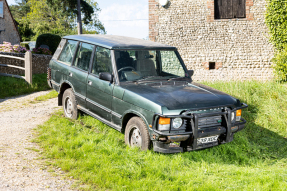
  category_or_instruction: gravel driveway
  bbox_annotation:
[0,91,75,190]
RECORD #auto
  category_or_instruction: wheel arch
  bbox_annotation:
[58,81,75,106]
[121,110,149,133]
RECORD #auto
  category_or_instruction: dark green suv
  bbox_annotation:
[48,34,247,153]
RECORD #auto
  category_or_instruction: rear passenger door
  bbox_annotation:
[52,40,78,88]
[86,47,114,121]
[69,42,94,107]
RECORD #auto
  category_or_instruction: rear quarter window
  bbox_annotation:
[58,40,78,65]
[52,39,67,60]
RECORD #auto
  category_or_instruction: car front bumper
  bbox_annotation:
[151,103,248,153]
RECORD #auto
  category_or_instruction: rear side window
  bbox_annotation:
[92,47,112,75]
[58,40,78,65]
[73,43,94,71]
[52,39,66,60]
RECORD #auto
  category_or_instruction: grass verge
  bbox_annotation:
[34,90,58,102]
[35,81,287,190]
[0,74,50,99]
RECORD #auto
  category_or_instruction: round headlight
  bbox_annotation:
[173,118,183,129]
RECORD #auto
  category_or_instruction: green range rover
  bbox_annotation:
[47,34,248,153]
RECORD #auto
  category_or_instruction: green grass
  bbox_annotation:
[34,90,58,101]
[0,74,51,99]
[35,81,287,190]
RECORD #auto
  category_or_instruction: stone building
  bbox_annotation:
[0,0,21,45]
[149,0,274,81]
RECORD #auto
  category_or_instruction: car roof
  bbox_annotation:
[63,34,177,50]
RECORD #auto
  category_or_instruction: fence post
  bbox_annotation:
[25,51,32,84]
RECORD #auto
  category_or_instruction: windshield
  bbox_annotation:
[115,50,187,82]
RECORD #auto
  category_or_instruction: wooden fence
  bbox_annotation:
[0,51,32,84]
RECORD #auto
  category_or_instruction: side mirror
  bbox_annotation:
[187,70,194,77]
[99,72,113,83]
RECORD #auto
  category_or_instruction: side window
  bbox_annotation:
[52,39,66,60]
[92,47,112,75]
[215,0,245,19]
[58,40,78,65]
[73,43,94,71]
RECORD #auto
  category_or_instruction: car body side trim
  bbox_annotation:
[86,98,111,113]
[77,105,122,132]
[111,111,122,119]
[51,80,60,87]
[74,92,86,100]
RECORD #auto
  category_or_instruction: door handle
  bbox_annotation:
[88,80,92,85]
[69,72,73,77]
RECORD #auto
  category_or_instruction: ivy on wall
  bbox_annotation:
[265,0,287,51]
[265,0,287,81]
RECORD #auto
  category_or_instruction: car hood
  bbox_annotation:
[122,82,239,110]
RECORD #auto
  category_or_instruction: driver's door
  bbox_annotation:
[86,46,114,121]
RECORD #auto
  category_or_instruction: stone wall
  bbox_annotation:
[0,52,52,75]
[0,0,21,45]
[149,0,274,81]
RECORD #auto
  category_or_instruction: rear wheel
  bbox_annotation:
[62,88,78,120]
[125,117,151,150]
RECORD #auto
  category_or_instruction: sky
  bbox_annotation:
[7,0,149,39]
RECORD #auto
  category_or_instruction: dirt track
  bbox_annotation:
[0,91,74,190]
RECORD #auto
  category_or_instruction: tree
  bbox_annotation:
[9,0,30,20]
[27,0,70,38]
[10,0,35,41]
[46,0,105,34]
[9,0,105,41]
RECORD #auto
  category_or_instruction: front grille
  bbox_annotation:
[198,115,222,129]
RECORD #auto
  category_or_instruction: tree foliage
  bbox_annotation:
[265,0,287,81]
[9,0,105,41]
[9,0,30,20]
[10,0,34,41]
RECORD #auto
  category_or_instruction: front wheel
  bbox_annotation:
[62,88,78,120]
[125,117,151,150]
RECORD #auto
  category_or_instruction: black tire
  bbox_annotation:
[62,88,78,120]
[125,117,151,150]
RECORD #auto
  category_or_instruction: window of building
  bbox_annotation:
[215,0,246,19]
[73,43,94,71]
[0,1,4,18]
[209,62,215,70]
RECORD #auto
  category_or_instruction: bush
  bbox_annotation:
[272,47,287,81]
[20,42,30,50]
[35,33,61,54]
[32,47,52,55]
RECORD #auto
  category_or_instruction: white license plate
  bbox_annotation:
[197,135,219,144]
